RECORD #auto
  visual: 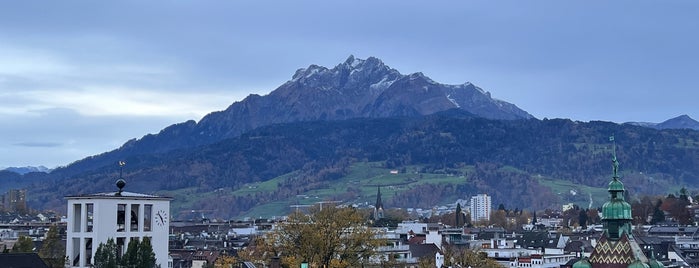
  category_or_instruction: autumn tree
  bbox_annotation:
[490,209,508,229]
[515,210,531,229]
[214,253,237,268]
[442,245,499,268]
[39,226,66,267]
[236,236,277,267]
[259,205,384,268]
[12,236,34,252]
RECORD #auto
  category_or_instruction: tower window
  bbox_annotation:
[144,204,152,232]
[117,204,126,232]
[85,238,93,266]
[86,203,94,232]
[72,238,80,266]
[130,204,140,231]
[73,204,82,232]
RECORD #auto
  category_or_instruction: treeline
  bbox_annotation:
[19,114,699,217]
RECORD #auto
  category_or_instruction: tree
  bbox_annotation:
[651,199,666,224]
[255,205,384,268]
[135,237,157,268]
[490,210,508,228]
[12,236,34,252]
[214,253,237,268]
[39,226,66,267]
[578,209,588,229]
[122,238,140,267]
[442,245,500,268]
[94,238,119,268]
[94,237,157,268]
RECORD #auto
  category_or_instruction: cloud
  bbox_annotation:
[13,142,63,148]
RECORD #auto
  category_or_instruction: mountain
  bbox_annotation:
[2,166,51,175]
[656,115,699,130]
[47,56,532,179]
[10,56,699,219]
[625,115,699,130]
[21,114,699,219]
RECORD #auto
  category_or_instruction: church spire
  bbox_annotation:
[601,135,632,239]
[374,186,384,220]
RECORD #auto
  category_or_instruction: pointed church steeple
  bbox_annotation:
[601,136,632,239]
[578,136,658,267]
[374,186,384,220]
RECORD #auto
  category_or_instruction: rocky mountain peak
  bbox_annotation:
[64,56,534,179]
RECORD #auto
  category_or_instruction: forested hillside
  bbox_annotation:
[20,113,699,218]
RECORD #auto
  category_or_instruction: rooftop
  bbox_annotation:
[65,191,172,200]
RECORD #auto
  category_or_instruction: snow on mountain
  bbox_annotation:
[3,166,52,175]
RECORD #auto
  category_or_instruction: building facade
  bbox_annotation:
[470,194,492,223]
[65,180,171,267]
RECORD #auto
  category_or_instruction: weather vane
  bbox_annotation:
[610,135,619,179]
[119,160,126,179]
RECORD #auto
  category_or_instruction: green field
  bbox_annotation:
[161,161,617,219]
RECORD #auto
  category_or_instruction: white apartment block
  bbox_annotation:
[470,194,491,223]
[66,180,171,267]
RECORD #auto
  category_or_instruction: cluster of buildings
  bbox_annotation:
[5,151,699,268]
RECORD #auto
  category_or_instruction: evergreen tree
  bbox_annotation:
[39,226,66,267]
[93,238,119,268]
[12,236,34,252]
[651,199,666,224]
[136,237,157,268]
[122,238,140,267]
[455,203,463,227]
[578,209,588,229]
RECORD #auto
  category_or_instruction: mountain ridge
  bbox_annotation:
[22,113,699,219]
[46,55,532,178]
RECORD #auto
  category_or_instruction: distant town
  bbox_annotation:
[1,160,696,268]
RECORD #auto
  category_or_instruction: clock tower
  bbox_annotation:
[65,179,172,268]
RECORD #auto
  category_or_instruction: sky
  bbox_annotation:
[1,1,698,168]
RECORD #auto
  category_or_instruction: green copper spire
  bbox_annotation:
[601,135,633,239]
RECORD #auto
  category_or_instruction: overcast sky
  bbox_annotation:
[1,1,698,168]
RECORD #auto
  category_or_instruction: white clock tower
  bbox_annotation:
[66,179,172,267]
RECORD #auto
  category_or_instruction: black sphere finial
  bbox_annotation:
[116,179,126,196]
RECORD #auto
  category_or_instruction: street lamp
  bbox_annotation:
[300,261,308,268]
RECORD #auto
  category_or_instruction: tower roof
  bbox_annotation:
[65,179,172,200]
[602,138,632,221]
[375,186,383,209]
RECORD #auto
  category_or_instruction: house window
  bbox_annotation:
[130,204,140,231]
[144,205,152,232]
[73,204,82,232]
[117,204,126,232]
[86,203,94,232]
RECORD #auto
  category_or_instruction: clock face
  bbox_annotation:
[155,210,168,226]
